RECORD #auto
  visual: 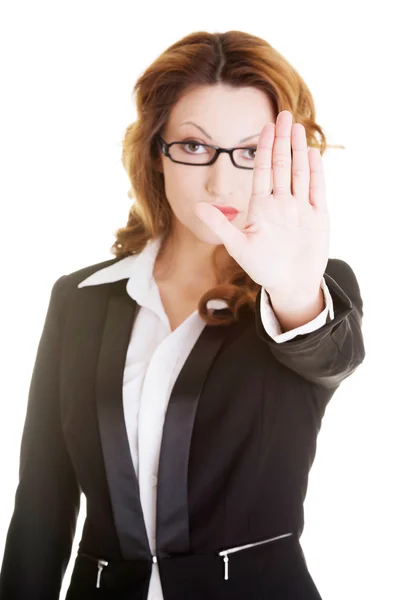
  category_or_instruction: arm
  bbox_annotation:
[260,276,334,342]
[270,286,325,333]
[0,276,81,600]
[255,259,365,390]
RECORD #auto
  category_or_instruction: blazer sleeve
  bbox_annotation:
[254,258,366,390]
[0,276,81,600]
[259,276,334,342]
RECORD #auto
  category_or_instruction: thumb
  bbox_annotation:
[194,202,244,253]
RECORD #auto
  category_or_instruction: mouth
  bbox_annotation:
[212,205,239,220]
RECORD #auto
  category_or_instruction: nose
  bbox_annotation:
[206,151,237,197]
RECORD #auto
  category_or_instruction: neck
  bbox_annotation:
[153,230,228,293]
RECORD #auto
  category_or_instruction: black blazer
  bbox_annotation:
[0,256,365,600]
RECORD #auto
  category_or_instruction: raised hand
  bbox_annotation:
[194,110,330,299]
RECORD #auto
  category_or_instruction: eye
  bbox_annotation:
[182,140,207,154]
[240,147,257,160]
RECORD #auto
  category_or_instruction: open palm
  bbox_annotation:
[194,110,330,298]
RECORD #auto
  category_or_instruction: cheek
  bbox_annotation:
[164,168,203,209]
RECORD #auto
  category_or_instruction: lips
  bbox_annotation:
[212,205,239,217]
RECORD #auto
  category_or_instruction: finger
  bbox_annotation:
[291,123,310,202]
[194,203,246,253]
[250,122,275,198]
[308,148,327,210]
[272,111,293,197]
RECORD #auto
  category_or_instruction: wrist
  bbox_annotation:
[267,285,325,333]
[267,283,322,306]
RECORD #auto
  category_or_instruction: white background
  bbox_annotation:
[0,1,398,598]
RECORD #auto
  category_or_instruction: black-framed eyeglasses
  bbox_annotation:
[156,134,256,170]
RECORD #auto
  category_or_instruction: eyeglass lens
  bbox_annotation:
[169,142,256,168]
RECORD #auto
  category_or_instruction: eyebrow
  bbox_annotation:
[179,120,260,144]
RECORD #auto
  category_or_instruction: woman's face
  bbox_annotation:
[158,83,276,246]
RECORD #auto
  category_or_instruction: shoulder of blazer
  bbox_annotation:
[48,255,129,328]
[65,255,128,285]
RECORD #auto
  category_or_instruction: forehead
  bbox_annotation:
[166,84,276,141]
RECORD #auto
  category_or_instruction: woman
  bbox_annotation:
[0,30,365,599]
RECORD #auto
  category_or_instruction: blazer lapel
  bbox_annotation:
[156,322,233,558]
[96,288,151,559]
[96,281,234,560]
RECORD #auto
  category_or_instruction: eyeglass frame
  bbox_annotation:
[156,134,256,170]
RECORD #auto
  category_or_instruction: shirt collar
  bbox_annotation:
[77,237,229,312]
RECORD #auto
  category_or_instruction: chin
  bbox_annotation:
[193,223,226,246]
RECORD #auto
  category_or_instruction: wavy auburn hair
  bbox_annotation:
[111,30,342,327]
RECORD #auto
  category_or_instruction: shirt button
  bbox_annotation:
[152,475,158,486]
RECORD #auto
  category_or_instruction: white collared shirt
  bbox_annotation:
[77,237,334,600]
